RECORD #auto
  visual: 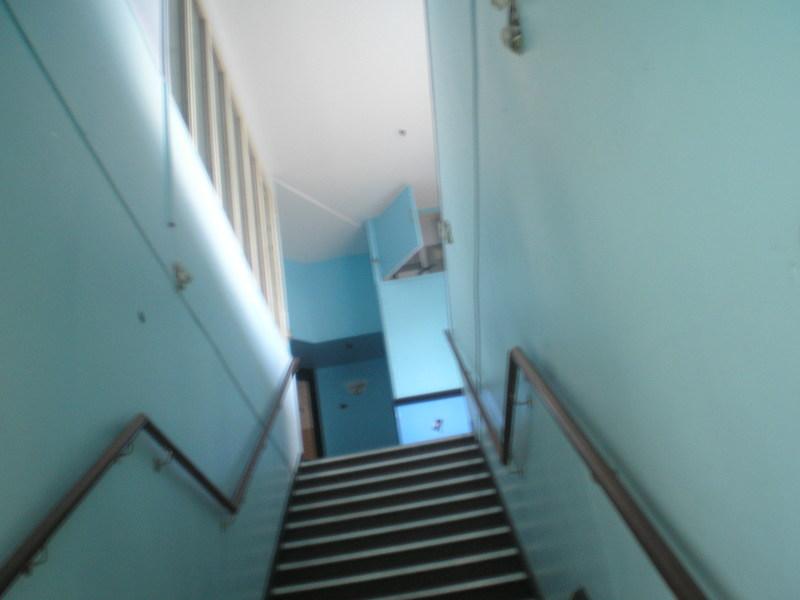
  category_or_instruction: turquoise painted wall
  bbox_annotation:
[424,5,478,373]
[395,396,472,445]
[428,1,800,598]
[371,186,423,279]
[315,358,398,456]
[0,2,299,598]
[283,254,382,343]
[367,222,462,399]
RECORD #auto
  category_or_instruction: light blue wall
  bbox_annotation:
[372,186,423,279]
[374,272,463,399]
[428,1,800,598]
[283,254,382,343]
[315,358,398,456]
[0,2,298,598]
[367,221,462,399]
[424,5,478,372]
[395,396,472,445]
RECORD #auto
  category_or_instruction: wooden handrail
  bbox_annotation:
[444,331,502,459]
[445,331,706,599]
[0,357,300,597]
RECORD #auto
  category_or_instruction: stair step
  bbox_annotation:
[277,507,506,564]
[367,572,533,600]
[270,548,520,598]
[292,458,485,501]
[278,526,511,571]
[268,438,538,599]
[288,473,493,519]
[282,507,504,550]
[294,444,480,485]
[299,434,475,474]
[283,489,498,540]
[273,527,515,586]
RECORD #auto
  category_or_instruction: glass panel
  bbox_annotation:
[168,0,188,123]
[261,183,273,265]
[129,0,163,68]
[250,154,268,295]
[263,183,280,310]
[190,2,212,174]
[504,375,674,598]
[394,396,472,444]
[249,154,260,232]
[233,110,251,260]
[212,54,233,223]
[259,193,274,304]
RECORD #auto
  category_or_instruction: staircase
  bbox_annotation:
[267,434,539,599]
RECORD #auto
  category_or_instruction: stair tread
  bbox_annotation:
[286,489,497,529]
[289,472,491,513]
[365,572,532,600]
[295,444,480,482]
[277,526,512,571]
[293,457,485,496]
[268,436,537,600]
[300,435,474,469]
[281,506,503,550]
[270,547,519,595]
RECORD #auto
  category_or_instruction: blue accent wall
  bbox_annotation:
[0,2,297,598]
[377,272,462,399]
[395,396,472,445]
[291,333,385,369]
[315,358,398,456]
[371,186,423,279]
[428,1,800,598]
[366,222,462,399]
[284,254,382,343]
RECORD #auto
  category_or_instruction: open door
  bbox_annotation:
[296,370,322,460]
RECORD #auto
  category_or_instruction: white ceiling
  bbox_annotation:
[202,0,439,262]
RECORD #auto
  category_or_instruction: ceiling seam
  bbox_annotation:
[275,178,361,228]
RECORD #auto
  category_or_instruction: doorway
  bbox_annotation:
[296,368,323,460]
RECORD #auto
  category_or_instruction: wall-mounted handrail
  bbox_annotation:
[0,357,300,597]
[445,331,706,599]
